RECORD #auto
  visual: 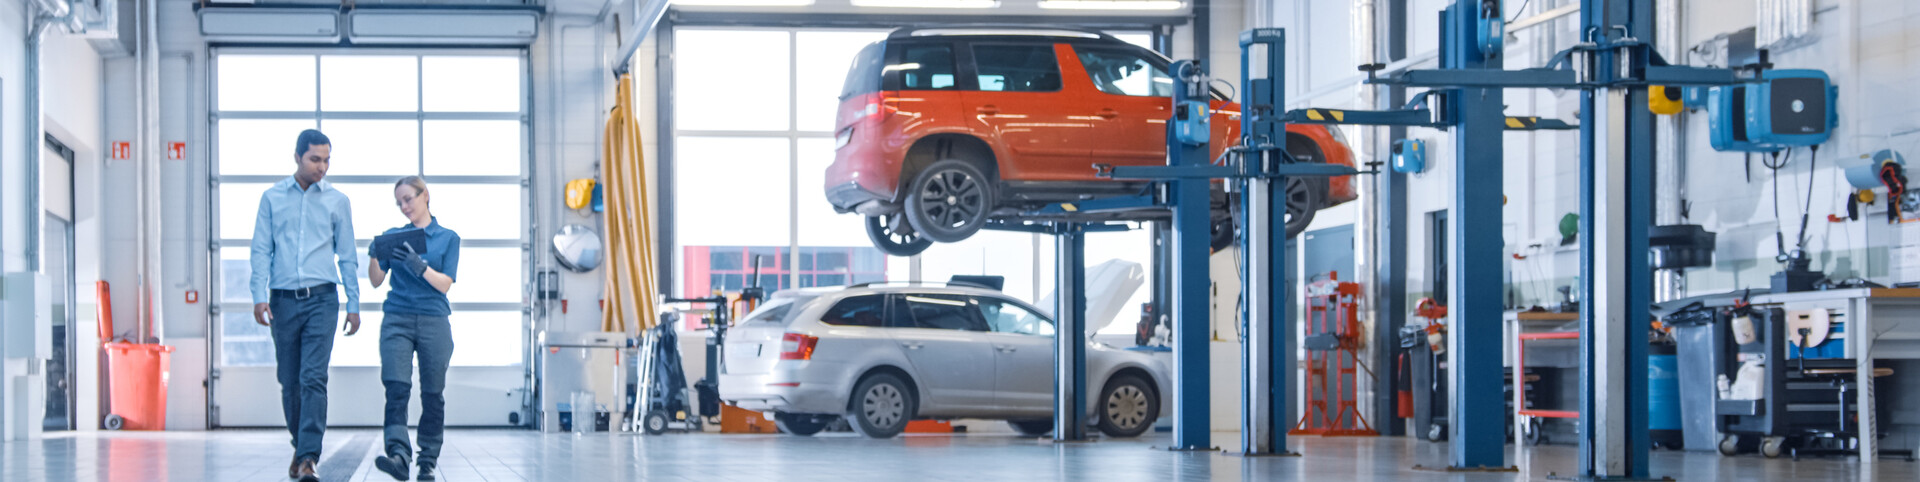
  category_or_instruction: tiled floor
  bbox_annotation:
[3,428,1914,481]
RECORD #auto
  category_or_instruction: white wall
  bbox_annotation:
[532,11,623,335]
[43,23,109,436]
[3,0,111,438]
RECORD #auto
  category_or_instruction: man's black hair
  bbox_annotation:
[295,129,331,158]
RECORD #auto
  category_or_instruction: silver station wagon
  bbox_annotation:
[718,283,1170,439]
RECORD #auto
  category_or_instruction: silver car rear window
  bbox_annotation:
[742,296,815,325]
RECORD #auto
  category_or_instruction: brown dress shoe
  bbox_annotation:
[289,457,301,479]
[296,458,320,482]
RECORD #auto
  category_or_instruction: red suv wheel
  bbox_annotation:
[865,213,932,257]
[904,159,995,243]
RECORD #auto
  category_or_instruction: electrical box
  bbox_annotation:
[1173,100,1210,145]
[1743,69,1838,148]
[4,273,50,359]
[1391,139,1427,174]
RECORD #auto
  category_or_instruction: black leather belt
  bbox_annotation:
[272,283,335,300]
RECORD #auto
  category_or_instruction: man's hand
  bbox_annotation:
[343,313,362,336]
[254,303,272,326]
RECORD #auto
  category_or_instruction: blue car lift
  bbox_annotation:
[1015,2,1745,478]
[1356,0,1739,478]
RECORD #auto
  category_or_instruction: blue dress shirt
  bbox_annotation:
[249,176,361,313]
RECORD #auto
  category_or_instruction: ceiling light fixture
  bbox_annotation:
[673,0,815,7]
[1038,1,1184,10]
[853,0,999,8]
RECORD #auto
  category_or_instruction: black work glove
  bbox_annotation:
[393,244,429,277]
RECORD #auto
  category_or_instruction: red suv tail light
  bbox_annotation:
[852,92,900,124]
[780,333,819,360]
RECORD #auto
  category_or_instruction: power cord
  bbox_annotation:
[1506,0,1534,24]
[1767,149,1790,260]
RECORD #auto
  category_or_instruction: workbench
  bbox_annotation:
[1504,311,1580,443]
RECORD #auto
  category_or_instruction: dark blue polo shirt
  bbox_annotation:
[380,217,461,316]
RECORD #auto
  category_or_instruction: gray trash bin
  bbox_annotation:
[1667,304,1725,452]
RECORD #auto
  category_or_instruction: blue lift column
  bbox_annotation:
[1238,29,1292,456]
[1168,60,1215,451]
[1578,0,1655,477]
[1053,223,1089,442]
[1440,2,1506,470]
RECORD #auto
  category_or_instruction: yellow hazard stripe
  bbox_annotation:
[1061,203,1078,212]
[1304,109,1346,123]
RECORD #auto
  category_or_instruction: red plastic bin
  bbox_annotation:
[104,342,173,430]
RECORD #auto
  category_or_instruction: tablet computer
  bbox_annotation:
[371,228,428,261]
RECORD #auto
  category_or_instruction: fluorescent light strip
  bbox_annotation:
[1038,0,1184,10]
[674,0,815,6]
[852,0,999,8]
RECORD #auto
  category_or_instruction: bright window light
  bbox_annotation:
[675,0,814,6]
[852,0,999,8]
[1039,0,1184,10]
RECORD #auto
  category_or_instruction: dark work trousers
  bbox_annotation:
[380,313,454,467]
[269,285,340,463]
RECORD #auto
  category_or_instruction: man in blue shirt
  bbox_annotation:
[249,129,361,482]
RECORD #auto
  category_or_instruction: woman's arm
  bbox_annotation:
[425,235,460,294]
[368,256,387,288]
[422,268,454,294]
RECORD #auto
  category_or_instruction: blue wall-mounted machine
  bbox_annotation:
[1745,69,1838,148]
[1392,139,1427,174]
[1709,69,1838,152]
[1682,86,1710,110]
[1477,0,1504,58]
[1707,84,1775,152]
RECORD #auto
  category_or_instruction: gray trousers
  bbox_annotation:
[380,312,454,466]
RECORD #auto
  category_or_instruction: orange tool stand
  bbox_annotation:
[1292,277,1377,436]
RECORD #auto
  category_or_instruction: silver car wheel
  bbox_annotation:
[863,384,904,428]
[1106,385,1150,430]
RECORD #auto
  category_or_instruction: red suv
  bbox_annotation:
[827,27,1357,256]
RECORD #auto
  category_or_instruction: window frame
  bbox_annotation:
[208,47,532,368]
[1072,46,1174,98]
[818,294,889,328]
[889,41,961,92]
[960,40,1067,94]
[890,293,990,332]
[976,296,1056,337]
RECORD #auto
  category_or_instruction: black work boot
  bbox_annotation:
[373,452,411,480]
[416,462,437,481]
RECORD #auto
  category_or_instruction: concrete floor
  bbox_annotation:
[3,429,1913,481]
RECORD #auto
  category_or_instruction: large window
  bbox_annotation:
[669,27,1158,337]
[673,28,893,297]
[213,52,527,368]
